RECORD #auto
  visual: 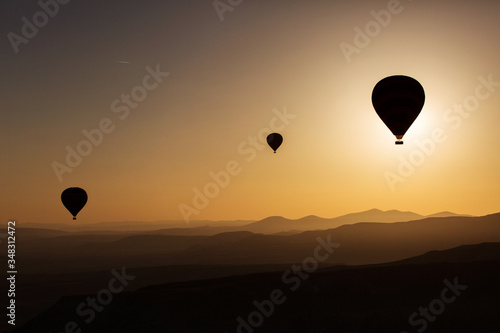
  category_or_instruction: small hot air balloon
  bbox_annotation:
[372,75,425,144]
[61,187,87,220]
[267,133,283,153]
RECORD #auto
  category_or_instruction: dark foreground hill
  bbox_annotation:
[2,263,299,329]
[16,243,500,333]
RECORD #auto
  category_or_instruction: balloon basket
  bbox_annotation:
[395,140,403,145]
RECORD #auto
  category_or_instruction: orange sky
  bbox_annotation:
[2,0,500,224]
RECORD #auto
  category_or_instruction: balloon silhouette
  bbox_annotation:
[372,75,425,144]
[61,187,88,220]
[267,133,283,153]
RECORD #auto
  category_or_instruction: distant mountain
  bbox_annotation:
[16,213,500,274]
[16,233,135,253]
[425,211,472,218]
[131,210,469,235]
[240,209,426,234]
[14,228,70,241]
[163,213,500,266]
[20,209,472,235]
[19,219,254,232]
[336,208,425,223]
[154,226,242,236]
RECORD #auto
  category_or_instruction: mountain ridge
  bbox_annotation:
[19,209,473,234]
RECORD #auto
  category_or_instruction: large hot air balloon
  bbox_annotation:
[61,187,87,220]
[372,75,425,144]
[267,133,283,153]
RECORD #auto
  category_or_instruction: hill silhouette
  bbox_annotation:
[425,211,472,218]
[240,209,426,234]
[393,242,500,265]
[19,209,470,235]
[14,213,500,274]
[10,212,498,330]
[19,219,254,232]
[16,242,500,332]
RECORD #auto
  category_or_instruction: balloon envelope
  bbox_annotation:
[267,133,283,153]
[61,187,87,220]
[372,75,425,144]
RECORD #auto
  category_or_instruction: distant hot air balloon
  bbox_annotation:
[372,75,425,144]
[61,187,87,220]
[267,133,283,153]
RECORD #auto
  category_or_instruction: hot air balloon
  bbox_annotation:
[267,133,283,153]
[372,75,425,144]
[61,187,87,220]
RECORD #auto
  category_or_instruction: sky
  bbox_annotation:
[1,0,500,224]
